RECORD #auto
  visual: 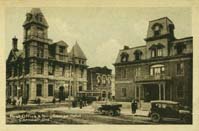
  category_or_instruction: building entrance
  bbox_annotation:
[59,86,65,101]
[143,84,159,102]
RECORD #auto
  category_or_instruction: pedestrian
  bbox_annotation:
[131,99,137,114]
[79,99,83,109]
[19,96,23,106]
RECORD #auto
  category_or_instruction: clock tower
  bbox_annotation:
[23,8,49,40]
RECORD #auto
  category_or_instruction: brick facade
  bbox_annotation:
[114,17,192,108]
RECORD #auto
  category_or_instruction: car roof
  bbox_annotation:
[150,100,179,104]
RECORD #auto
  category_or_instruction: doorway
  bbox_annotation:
[143,84,159,102]
[59,86,65,101]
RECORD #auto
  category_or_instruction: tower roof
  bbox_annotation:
[70,42,87,60]
[23,8,48,27]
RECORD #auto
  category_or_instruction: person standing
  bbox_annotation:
[79,99,83,109]
[131,99,137,114]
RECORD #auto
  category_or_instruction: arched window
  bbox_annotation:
[97,75,101,85]
[149,43,164,57]
[120,52,129,62]
[134,50,142,60]
[152,23,163,36]
[150,64,165,76]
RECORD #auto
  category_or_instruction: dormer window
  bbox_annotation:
[134,50,142,60]
[175,43,186,55]
[59,46,65,54]
[26,13,32,21]
[152,23,163,36]
[120,52,129,62]
[149,43,164,58]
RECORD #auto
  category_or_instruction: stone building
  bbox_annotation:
[114,17,192,109]
[86,66,112,100]
[6,8,88,103]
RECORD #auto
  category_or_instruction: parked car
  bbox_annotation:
[149,100,192,123]
[95,102,122,116]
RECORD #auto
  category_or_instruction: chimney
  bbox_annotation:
[12,36,18,51]
[123,45,129,50]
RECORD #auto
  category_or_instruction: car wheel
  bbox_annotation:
[151,113,161,123]
[183,115,192,124]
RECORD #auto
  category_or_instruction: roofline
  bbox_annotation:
[120,45,146,51]
[149,16,173,24]
[150,100,179,104]
[174,36,193,41]
[88,66,112,70]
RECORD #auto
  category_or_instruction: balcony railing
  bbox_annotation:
[135,74,171,82]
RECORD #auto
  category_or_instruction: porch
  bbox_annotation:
[135,82,169,111]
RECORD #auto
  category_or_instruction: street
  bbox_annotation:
[6,103,185,124]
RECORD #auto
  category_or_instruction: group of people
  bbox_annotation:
[6,96,28,106]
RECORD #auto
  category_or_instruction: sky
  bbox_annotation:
[5,7,192,71]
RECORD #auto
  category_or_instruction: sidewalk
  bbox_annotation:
[121,108,149,117]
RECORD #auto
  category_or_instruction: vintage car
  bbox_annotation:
[149,100,192,123]
[95,102,122,116]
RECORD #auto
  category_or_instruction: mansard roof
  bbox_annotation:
[115,45,146,64]
[23,8,48,27]
[114,36,193,65]
[70,42,87,60]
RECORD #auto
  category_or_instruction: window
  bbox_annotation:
[176,46,183,54]
[37,28,44,38]
[157,48,163,56]
[122,88,127,97]
[19,64,23,76]
[97,75,101,85]
[154,29,161,36]
[175,43,186,55]
[13,85,17,96]
[25,45,30,57]
[59,46,65,54]
[25,62,30,75]
[135,67,141,77]
[177,85,184,98]
[152,23,163,36]
[121,68,127,78]
[37,61,43,74]
[102,75,106,85]
[36,84,42,96]
[48,85,54,96]
[120,52,129,62]
[151,49,156,57]
[62,65,65,76]
[150,44,164,58]
[136,86,139,98]
[177,63,184,75]
[134,50,142,60]
[14,65,17,76]
[79,86,83,91]
[48,63,55,75]
[108,77,112,85]
[121,56,128,62]
[8,86,12,96]
[37,43,44,57]
[80,69,84,78]
[150,64,165,76]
